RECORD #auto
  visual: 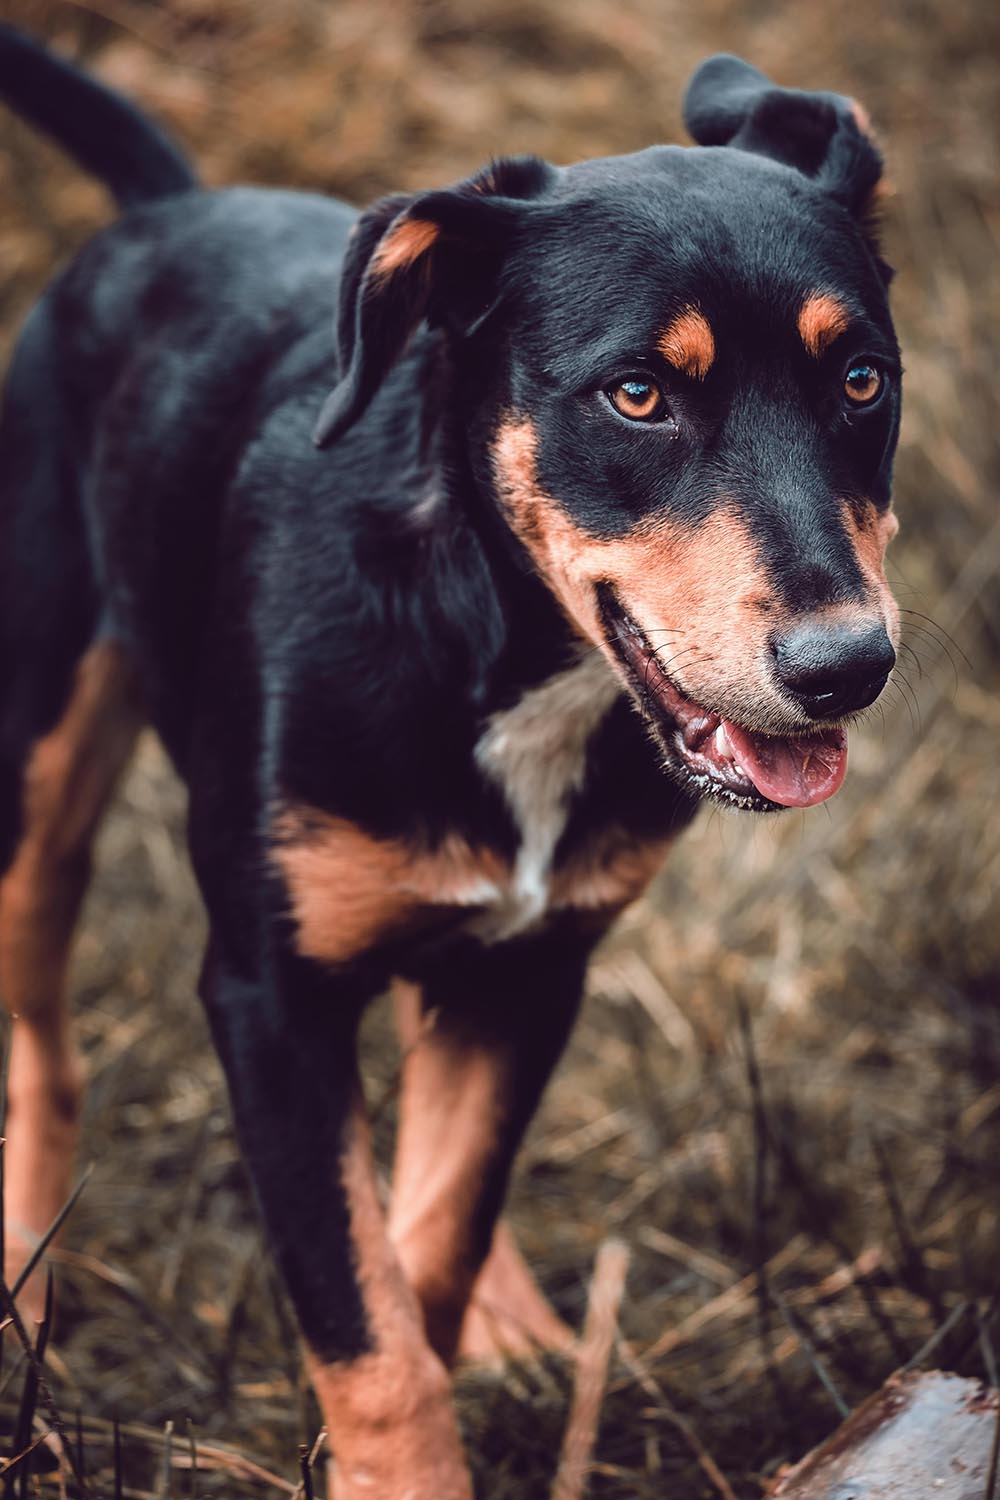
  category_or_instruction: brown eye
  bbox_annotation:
[844,363,882,404]
[608,378,668,421]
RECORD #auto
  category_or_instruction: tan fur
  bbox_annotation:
[840,501,901,645]
[311,1100,471,1500]
[272,808,508,966]
[844,106,892,223]
[491,417,791,732]
[849,98,874,139]
[490,417,900,734]
[551,827,674,913]
[391,983,575,1366]
[657,306,716,380]
[273,776,666,965]
[389,1022,507,1361]
[798,292,851,358]
[370,218,439,282]
[1,642,142,1314]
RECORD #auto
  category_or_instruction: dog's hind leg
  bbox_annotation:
[0,641,142,1318]
[392,979,575,1364]
[388,934,590,1369]
[0,297,143,1315]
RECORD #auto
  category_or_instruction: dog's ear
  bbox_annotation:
[683,54,883,222]
[314,156,555,448]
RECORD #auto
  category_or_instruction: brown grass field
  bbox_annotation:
[1,1,998,1494]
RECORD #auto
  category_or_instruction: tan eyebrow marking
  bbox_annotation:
[370,218,439,282]
[798,293,851,358]
[656,306,715,380]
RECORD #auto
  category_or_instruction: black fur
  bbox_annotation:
[0,31,900,1384]
[0,25,195,206]
[683,53,883,217]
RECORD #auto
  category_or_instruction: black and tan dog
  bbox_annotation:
[0,27,901,1497]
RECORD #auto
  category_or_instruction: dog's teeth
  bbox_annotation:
[713,724,732,760]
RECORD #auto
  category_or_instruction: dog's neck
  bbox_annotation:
[419,374,601,714]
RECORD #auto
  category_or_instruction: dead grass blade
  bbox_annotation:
[642,1235,807,1365]
[619,1346,738,1500]
[114,1416,124,1500]
[70,1415,297,1494]
[186,1419,197,1500]
[0,1274,85,1497]
[0,1429,52,1484]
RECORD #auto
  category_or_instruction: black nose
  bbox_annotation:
[772,619,896,718]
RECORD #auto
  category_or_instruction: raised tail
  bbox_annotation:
[0,24,196,208]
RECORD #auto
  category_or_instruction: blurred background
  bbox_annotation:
[0,1,998,1495]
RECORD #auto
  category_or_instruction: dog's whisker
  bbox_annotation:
[898,608,971,668]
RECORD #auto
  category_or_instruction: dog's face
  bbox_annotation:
[316,56,901,812]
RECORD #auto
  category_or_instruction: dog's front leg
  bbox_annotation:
[390,930,594,1366]
[200,940,471,1500]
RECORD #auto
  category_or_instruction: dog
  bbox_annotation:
[0,26,901,1498]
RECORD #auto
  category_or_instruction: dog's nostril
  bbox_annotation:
[772,620,895,717]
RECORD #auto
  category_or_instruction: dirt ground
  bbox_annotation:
[1,1,999,1495]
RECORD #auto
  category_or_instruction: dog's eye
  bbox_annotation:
[607,378,669,422]
[844,363,883,404]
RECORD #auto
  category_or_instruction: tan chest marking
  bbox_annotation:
[272,660,676,966]
[273,799,669,967]
[272,809,509,967]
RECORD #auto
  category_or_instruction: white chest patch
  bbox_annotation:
[472,650,622,940]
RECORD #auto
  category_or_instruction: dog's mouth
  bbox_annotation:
[598,589,848,812]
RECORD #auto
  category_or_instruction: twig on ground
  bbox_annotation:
[551,1240,629,1500]
[297,1445,314,1500]
[288,1432,325,1500]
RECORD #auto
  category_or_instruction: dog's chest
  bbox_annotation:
[470,652,623,939]
[275,655,675,972]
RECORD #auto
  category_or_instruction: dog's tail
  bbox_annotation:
[0,24,196,208]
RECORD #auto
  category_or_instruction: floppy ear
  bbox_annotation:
[683,54,883,221]
[314,156,555,448]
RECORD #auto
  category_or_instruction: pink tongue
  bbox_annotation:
[722,721,849,808]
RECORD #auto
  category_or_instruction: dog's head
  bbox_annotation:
[316,55,901,812]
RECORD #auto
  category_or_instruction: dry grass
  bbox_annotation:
[1,0,998,1494]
